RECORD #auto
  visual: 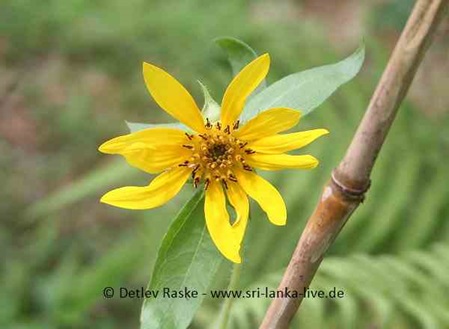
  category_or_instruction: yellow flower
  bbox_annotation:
[99,54,328,263]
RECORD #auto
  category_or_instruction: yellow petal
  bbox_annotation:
[233,108,300,141]
[143,62,205,132]
[100,167,190,209]
[204,182,244,263]
[220,54,270,126]
[234,170,286,226]
[226,182,249,229]
[123,145,191,174]
[99,128,191,174]
[248,129,329,154]
[246,153,319,171]
[99,128,187,154]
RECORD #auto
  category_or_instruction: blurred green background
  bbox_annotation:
[1,0,449,328]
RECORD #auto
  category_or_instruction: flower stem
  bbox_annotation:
[216,262,242,329]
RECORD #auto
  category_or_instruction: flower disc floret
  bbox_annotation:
[180,120,254,190]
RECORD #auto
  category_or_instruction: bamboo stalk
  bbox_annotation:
[259,1,448,328]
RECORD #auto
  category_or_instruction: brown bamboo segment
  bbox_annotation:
[259,1,448,328]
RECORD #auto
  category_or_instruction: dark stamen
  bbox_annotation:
[193,177,200,188]
[182,144,194,149]
[245,149,255,154]
[185,133,193,140]
[199,134,208,140]
[224,125,230,134]
[228,174,238,182]
[222,179,228,190]
[216,122,221,130]
[239,142,248,149]
[233,120,240,130]
[205,118,212,129]
[204,178,211,190]
[192,164,200,175]
[243,164,253,171]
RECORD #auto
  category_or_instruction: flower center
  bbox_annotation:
[209,143,228,160]
[179,120,254,189]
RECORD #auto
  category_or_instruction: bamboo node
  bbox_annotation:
[331,170,371,201]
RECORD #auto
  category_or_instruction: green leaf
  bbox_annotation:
[215,37,259,77]
[125,121,187,133]
[140,190,223,329]
[215,36,266,99]
[241,45,365,122]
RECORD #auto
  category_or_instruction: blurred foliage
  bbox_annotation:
[1,0,448,329]
[370,0,415,31]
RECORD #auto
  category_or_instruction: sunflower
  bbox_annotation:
[99,54,328,263]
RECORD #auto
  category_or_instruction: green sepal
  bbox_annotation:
[198,80,220,122]
[125,121,187,133]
